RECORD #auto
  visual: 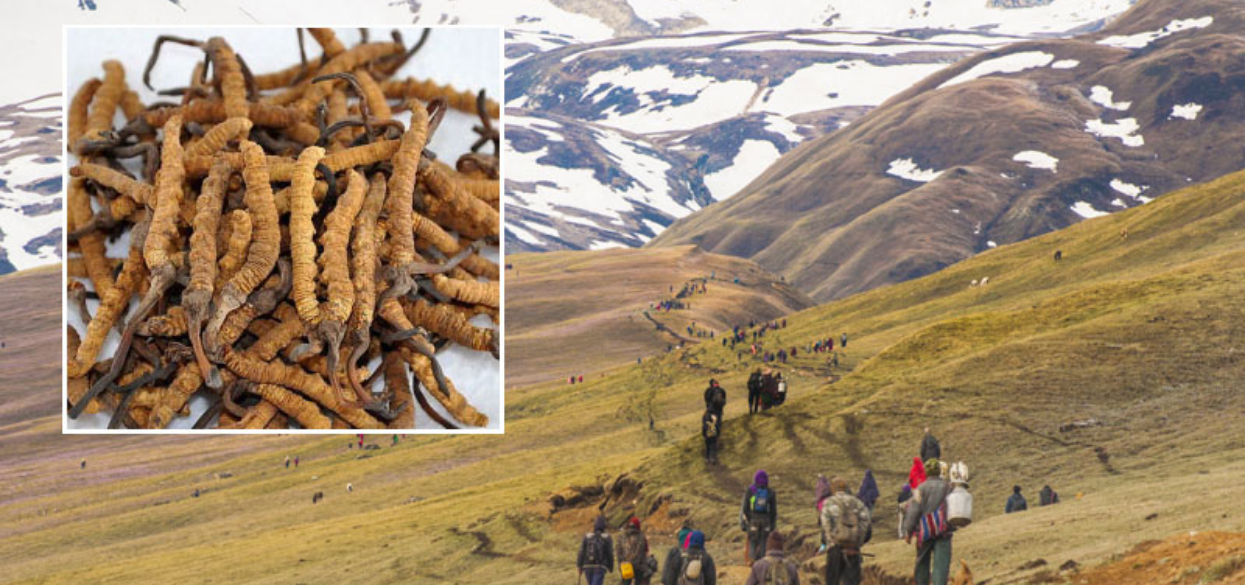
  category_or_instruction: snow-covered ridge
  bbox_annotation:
[0,93,63,274]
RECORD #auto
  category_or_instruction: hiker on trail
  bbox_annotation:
[858,470,880,512]
[1006,486,1028,513]
[815,474,833,552]
[393,434,399,446]
[758,369,779,411]
[841,333,848,348]
[347,483,353,493]
[823,476,872,585]
[616,516,652,585]
[662,520,694,573]
[1039,485,1060,506]
[745,530,799,585]
[662,530,715,585]
[908,457,928,489]
[579,375,584,383]
[742,470,778,565]
[578,516,614,585]
[703,379,726,418]
[80,459,86,470]
[920,428,941,462]
[702,408,721,465]
[284,456,291,469]
[294,456,299,468]
[903,459,954,585]
[897,484,913,539]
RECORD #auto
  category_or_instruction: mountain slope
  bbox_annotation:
[6,162,1245,583]
[505,245,812,386]
[652,0,1245,300]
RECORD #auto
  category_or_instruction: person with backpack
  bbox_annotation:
[903,459,953,585]
[822,477,871,585]
[773,373,787,406]
[1006,486,1028,513]
[1039,485,1059,506]
[617,516,653,585]
[578,516,614,585]
[741,470,778,565]
[704,379,726,419]
[920,428,941,462]
[745,530,799,585]
[759,370,780,411]
[662,530,715,585]
[747,369,763,414]
[702,409,721,465]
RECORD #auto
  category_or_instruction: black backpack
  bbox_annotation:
[584,533,609,567]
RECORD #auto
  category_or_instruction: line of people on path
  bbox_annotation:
[1006,484,1060,513]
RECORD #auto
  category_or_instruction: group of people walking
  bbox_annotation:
[699,372,791,465]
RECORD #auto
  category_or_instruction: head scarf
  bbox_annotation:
[908,457,927,489]
[857,470,880,510]
[629,516,641,529]
[752,469,769,493]
[677,527,692,549]
[688,530,706,549]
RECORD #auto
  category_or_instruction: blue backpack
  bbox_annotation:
[752,487,771,514]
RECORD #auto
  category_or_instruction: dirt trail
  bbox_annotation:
[1076,531,1245,585]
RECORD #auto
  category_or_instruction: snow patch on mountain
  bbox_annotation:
[703,140,782,200]
[887,158,943,182]
[1098,16,1214,49]
[761,61,947,116]
[940,51,1054,87]
[1070,201,1109,219]
[1013,150,1058,172]
[1085,117,1144,147]
[1089,85,1131,111]
[1170,103,1202,120]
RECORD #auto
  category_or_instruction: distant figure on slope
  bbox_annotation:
[903,459,953,585]
[1006,485,1027,513]
[284,455,290,469]
[920,428,942,462]
[1039,485,1060,506]
[1054,250,1063,261]
[80,458,86,470]
[294,456,299,468]
[703,379,726,419]
[393,434,399,446]
[346,483,353,493]
[742,470,778,566]
[702,409,721,465]
[745,530,799,585]
[857,470,880,512]
[616,516,653,585]
[823,477,872,585]
[759,369,780,411]
[578,516,614,585]
[663,530,715,585]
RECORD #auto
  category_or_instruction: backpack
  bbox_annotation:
[583,533,609,568]
[705,414,719,438]
[763,556,790,585]
[620,530,645,577]
[824,494,870,548]
[678,549,705,585]
[914,501,949,548]
[752,487,772,514]
[710,387,725,410]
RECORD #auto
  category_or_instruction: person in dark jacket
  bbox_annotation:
[857,470,880,512]
[747,369,763,414]
[1039,485,1060,506]
[617,516,652,585]
[920,428,941,462]
[577,516,614,585]
[903,460,952,585]
[662,530,715,585]
[703,379,726,418]
[661,521,694,581]
[1006,485,1028,514]
[742,469,778,565]
[702,409,721,465]
[745,530,799,585]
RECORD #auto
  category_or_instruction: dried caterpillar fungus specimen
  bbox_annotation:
[66,28,499,430]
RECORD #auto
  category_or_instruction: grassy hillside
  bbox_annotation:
[505,245,812,387]
[5,168,1245,584]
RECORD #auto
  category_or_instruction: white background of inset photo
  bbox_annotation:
[64,26,503,433]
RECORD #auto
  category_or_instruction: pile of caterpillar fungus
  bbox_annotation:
[66,28,499,430]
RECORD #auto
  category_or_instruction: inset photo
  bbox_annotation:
[64,26,501,432]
